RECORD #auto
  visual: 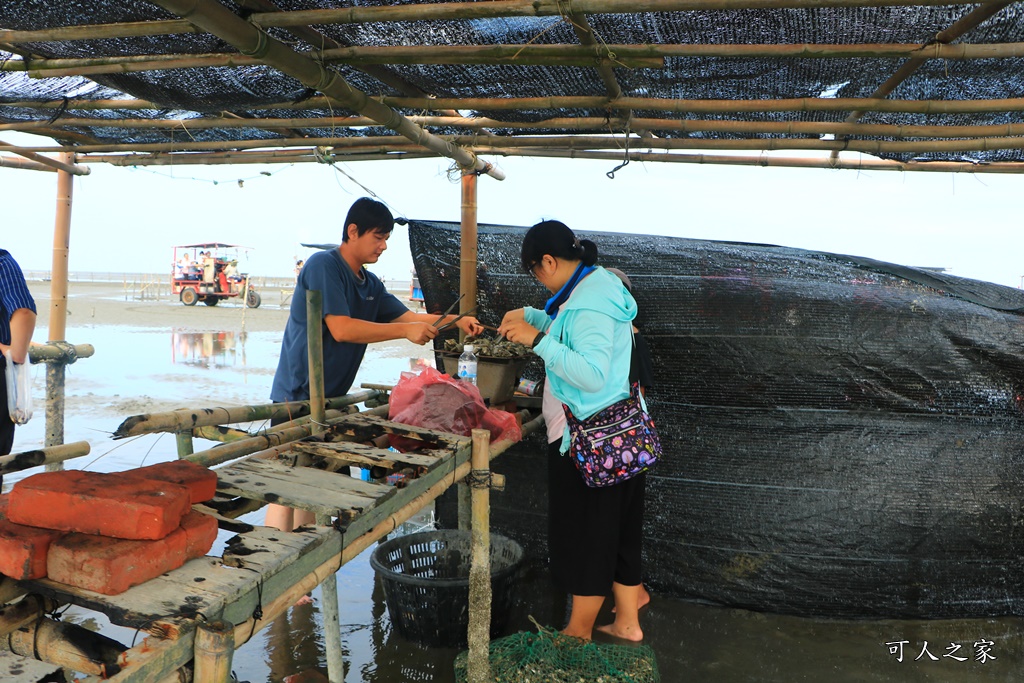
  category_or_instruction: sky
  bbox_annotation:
[3,130,1023,289]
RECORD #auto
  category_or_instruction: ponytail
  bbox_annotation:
[521,220,599,272]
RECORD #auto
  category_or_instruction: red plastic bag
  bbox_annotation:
[388,366,521,451]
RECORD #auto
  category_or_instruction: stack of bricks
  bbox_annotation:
[0,460,219,595]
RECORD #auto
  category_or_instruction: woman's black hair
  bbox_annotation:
[521,220,598,273]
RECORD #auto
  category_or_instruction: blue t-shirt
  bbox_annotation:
[0,249,37,347]
[270,248,408,402]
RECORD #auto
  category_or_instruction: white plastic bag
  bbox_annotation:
[4,349,33,424]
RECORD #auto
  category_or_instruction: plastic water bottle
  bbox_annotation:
[458,344,478,385]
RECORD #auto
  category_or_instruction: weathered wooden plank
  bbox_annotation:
[0,649,66,682]
[28,526,339,629]
[215,459,388,514]
[328,413,470,448]
[29,557,239,628]
[339,437,472,542]
[216,526,343,628]
[228,457,392,499]
[291,440,444,469]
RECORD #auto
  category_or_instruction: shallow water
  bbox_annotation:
[6,314,1022,682]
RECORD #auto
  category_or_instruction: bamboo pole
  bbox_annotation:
[6,617,127,678]
[79,142,1024,174]
[192,620,234,683]
[16,113,1024,140]
[112,392,378,439]
[149,0,503,180]
[28,342,94,364]
[250,0,986,28]
[0,144,89,175]
[2,38,996,75]
[467,429,493,683]
[0,141,88,174]
[0,0,984,45]
[832,0,1015,159]
[307,289,326,436]
[0,577,26,606]
[233,413,543,646]
[176,432,195,458]
[457,168,479,531]
[477,146,1024,173]
[0,595,61,639]
[185,423,319,469]
[82,151,433,166]
[45,152,74,461]
[12,94,1024,116]
[316,513,346,683]
[0,154,57,172]
[191,425,252,442]
[0,441,91,475]
[182,405,379,469]
[7,44,666,78]
[233,0,451,108]
[16,128,1024,157]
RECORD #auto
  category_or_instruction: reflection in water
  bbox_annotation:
[262,600,324,681]
[171,329,245,368]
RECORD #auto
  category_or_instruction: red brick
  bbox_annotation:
[179,510,218,559]
[121,460,218,504]
[8,470,190,540]
[0,517,64,580]
[47,527,188,595]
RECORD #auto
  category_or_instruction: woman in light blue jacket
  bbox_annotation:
[499,220,646,642]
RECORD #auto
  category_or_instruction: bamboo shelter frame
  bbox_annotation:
[2,0,1024,173]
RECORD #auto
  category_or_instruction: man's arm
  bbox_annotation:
[394,310,483,337]
[2,308,36,364]
[323,314,438,345]
[323,310,483,346]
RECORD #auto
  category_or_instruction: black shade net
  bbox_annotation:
[413,219,1024,619]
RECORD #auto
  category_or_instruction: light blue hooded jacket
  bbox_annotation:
[524,266,638,453]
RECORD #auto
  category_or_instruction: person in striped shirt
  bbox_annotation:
[0,249,37,458]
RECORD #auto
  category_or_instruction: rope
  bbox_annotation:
[467,468,493,489]
[248,575,264,642]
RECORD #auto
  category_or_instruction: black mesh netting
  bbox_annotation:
[454,625,660,683]
[413,220,1024,619]
[2,2,1024,162]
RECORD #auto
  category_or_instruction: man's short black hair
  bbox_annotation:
[343,197,394,242]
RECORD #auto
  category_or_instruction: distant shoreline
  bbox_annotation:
[23,270,414,294]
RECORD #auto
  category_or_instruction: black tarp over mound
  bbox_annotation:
[409,220,1024,620]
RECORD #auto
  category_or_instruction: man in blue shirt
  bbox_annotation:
[267,197,482,531]
[0,249,37,458]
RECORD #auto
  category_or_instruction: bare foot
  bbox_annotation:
[295,593,313,607]
[613,584,651,613]
[595,622,644,642]
[559,627,592,641]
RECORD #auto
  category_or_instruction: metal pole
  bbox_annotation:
[467,428,493,683]
[45,152,74,459]
[306,289,326,434]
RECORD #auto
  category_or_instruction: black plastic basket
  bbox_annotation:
[370,529,524,648]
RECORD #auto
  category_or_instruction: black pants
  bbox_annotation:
[547,440,646,596]
[1,355,14,456]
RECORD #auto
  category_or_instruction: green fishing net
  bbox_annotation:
[454,625,659,683]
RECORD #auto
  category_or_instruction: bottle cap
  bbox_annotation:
[463,344,474,353]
